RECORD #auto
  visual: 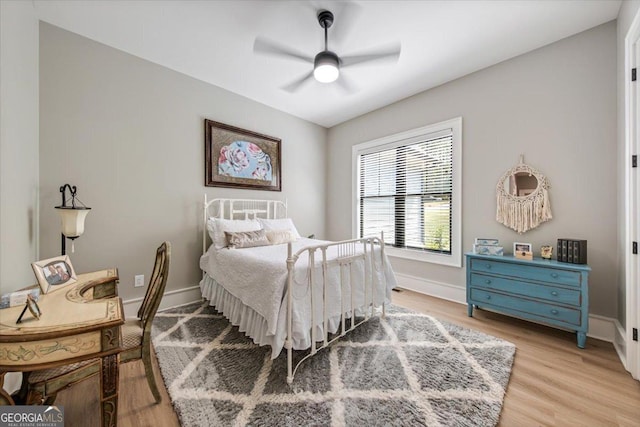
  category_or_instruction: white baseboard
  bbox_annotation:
[395,273,466,305]
[588,314,616,343]
[395,272,618,344]
[122,285,202,318]
[614,320,627,369]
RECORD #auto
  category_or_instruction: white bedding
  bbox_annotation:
[199,237,397,358]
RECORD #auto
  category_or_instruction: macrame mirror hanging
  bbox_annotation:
[496,156,552,233]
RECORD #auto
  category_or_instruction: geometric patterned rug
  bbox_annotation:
[152,302,516,427]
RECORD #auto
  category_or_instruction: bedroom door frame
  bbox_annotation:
[625,8,640,381]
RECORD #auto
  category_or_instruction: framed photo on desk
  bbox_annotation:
[31,255,77,294]
[16,295,41,324]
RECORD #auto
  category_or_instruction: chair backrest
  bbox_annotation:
[138,242,171,332]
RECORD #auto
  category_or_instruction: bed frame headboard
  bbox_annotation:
[202,195,288,253]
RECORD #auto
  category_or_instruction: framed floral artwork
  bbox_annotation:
[31,255,77,294]
[204,119,281,191]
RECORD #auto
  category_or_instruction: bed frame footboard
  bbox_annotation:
[285,234,386,384]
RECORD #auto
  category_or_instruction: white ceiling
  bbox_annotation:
[34,0,621,128]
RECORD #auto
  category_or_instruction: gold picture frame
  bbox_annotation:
[540,245,553,260]
[31,255,77,294]
[17,295,42,324]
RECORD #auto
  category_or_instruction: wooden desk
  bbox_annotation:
[0,269,123,427]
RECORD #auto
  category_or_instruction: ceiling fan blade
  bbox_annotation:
[340,44,401,68]
[323,2,362,45]
[281,71,315,93]
[253,37,313,63]
[336,73,357,94]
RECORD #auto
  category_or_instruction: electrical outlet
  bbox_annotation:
[134,274,145,287]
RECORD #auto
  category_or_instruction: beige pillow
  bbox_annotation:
[225,229,270,249]
[265,229,297,245]
[257,218,301,239]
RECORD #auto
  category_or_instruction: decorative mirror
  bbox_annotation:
[496,157,552,233]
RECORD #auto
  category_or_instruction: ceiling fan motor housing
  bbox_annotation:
[314,50,340,83]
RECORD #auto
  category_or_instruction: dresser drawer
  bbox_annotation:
[470,273,581,306]
[469,288,581,326]
[469,258,582,287]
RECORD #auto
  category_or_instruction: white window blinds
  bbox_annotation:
[358,131,453,254]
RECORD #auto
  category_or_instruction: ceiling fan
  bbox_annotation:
[253,9,401,93]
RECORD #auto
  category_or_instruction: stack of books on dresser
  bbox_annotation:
[473,238,504,256]
[557,238,587,264]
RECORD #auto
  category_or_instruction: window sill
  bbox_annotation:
[385,246,462,268]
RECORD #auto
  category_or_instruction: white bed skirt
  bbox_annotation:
[199,274,279,351]
[199,273,365,359]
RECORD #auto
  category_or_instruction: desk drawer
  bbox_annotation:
[470,273,581,306]
[469,288,581,326]
[469,258,581,287]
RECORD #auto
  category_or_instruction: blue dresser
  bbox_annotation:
[466,252,591,348]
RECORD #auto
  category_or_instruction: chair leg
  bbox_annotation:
[142,350,161,404]
[43,394,58,405]
[0,373,16,405]
[25,388,46,405]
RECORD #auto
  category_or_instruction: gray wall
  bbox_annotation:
[616,0,640,328]
[0,1,39,293]
[39,23,327,302]
[327,22,617,318]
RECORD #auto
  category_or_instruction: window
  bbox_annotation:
[352,117,462,267]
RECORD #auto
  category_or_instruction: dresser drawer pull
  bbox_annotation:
[551,291,559,296]
[485,295,491,300]
[550,273,559,278]
[485,264,492,269]
[485,279,492,284]
[551,309,559,315]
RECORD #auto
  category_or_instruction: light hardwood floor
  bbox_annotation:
[55,290,640,426]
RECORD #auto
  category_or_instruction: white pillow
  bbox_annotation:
[265,229,297,245]
[209,218,262,249]
[257,218,301,239]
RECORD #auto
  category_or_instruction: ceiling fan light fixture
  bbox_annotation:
[314,51,339,83]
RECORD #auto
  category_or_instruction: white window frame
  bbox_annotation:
[352,117,462,268]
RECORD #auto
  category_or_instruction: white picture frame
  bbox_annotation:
[513,242,532,255]
[31,255,77,294]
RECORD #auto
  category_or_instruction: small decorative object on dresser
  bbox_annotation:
[475,238,499,245]
[466,252,591,348]
[540,245,553,260]
[473,238,503,256]
[513,242,533,260]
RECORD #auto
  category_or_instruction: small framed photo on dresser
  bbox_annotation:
[31,255,77,294]
[513,242,533,260]
[513,242,532,254]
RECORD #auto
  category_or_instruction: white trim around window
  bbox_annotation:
[352,117,462,268]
